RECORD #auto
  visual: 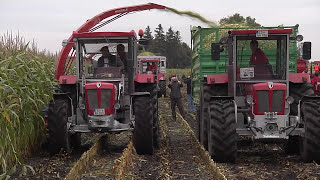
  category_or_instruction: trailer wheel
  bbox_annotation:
[133,96,154,154]
[301,100,320,163]
[208,99,237,163]
[159,80,166,97]
[47,99,71,155]
[289,83,313,115]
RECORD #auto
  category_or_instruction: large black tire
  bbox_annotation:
[159,80,166,97]
[151,83,160,149]
[135,82,159,149]
[208,99,237,163]
[300,100,320,163]
[133,96,154,155]
[47,99,71,155]
[289,83,313,115]
[199,83,227,150]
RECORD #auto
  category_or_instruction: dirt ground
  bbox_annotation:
[10,134,98,180]
[128,97,219,179]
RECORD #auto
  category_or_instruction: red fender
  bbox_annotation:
[55,3,166,80]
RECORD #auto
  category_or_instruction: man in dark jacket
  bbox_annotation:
[168,77,185,121]
[184,75,196,113]
[98,46,124,70]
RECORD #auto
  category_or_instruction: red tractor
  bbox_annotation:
[202,28,320,163]
[46,3,167,155]
[137,56,167,97]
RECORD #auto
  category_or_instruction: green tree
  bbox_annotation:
[219,13,261,27]
[143,26,154,51]
[153,24,166,55]
[143,26,153,40]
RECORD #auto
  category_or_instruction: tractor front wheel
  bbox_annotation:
[47,99,71,155]
[133,96,154,155]
[208,99,237,163]
[301,99,320,163]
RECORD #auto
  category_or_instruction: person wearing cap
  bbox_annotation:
[168,76,186,121]
[98,46,124,70]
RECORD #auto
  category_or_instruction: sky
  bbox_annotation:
[1,0,320,60]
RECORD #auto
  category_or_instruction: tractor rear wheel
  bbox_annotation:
[47,99,71,155]
[289,83,313,115]
[159,80,166,97]
[133,96,154,155]
[208,99,237,163]
[301,100,320,163]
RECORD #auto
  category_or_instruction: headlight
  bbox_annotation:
[296,35,303,42]
[286,96,294,104]
[246,96,253,104]
[114,103,120,110]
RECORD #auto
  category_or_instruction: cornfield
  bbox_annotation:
[166,69,191,80]
[0,32,57,177]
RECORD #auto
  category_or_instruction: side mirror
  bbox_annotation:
[211,43,222,61]
[62,39,68,47]
[302,42,311,60]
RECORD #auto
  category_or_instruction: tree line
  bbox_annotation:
[142,13,261,69]
[142,24,191,68]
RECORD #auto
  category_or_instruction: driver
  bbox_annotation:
[98,46,124,70]
[249,40,269,66]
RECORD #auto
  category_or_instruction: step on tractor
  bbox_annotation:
[45,3,167,155]
[137,56,167,97]
[191,25,320,163]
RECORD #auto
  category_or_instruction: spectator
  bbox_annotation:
[98,46,124,70]
[169,73,175,82]
[312,71,320,94]
[249,40,269,66]
[168,77,185,121]
[184,75,196,113]
[182,74,186,80]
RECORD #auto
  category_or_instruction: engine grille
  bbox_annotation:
[256,90,284,113]
[256,90,269,112]
[100,89,111,109]
[87,89,98,109]
[272,90,284,112]
[87,89,111,109]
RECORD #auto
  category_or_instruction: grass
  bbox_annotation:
[0,32,57,177]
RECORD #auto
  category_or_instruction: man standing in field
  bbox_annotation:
[184,75,196,113]
[168,77,186,121]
